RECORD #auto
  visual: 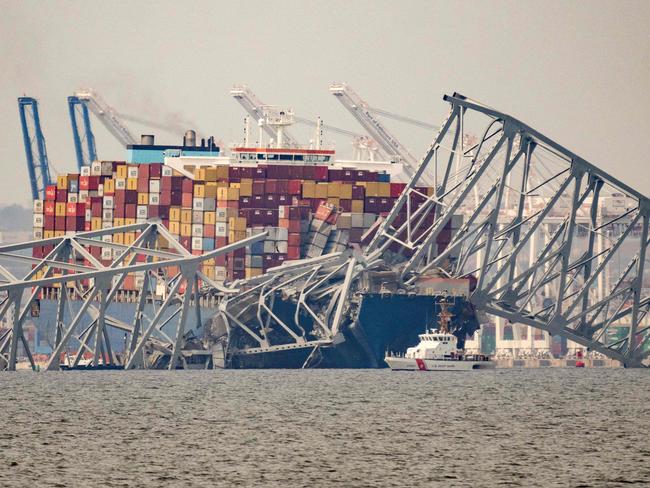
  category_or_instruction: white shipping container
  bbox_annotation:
[192,224,203,237]
[80,166,91,176]
[103,196,114,209]
[101,248,113,260]
[127,166,139,178]
[351,213,364,228]
[115,178,126,190]
[67,194,78,203]
[33,228,43,239]
[215,267,227,281]
[263,241,276,253]
[101,161,113,176]
[215,223,228,237]
[33,214,44,227]
[276,241,288,253]
[203,198,216,211]
[102,209,113,221]
[33,200,44,214]
[149,179,160,193]
[149,193,160,205]
[78,190,88,203]
[363,213,376,227]
[193,198,204,211]
[162,166,173,177]
[85,209,92,221]
[91,161,102,176]
[102,221,113,229]
[192,237,203,250]
[276,227,288,242]
[101,235,113,243]
[136,206,148,218]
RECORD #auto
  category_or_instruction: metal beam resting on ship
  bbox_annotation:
[1,92,648,370]
[0,221,265,371]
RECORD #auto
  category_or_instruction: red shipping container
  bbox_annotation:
[56,189,68,202]
[138,164,150,179]
[137,178,149,193]
[125,204,136,219]
[390,183,406,198]
[181,192,193,208]
[44,215,55,229]
[276,179,289,194]
[288,233,301,247]
[252,167,266,178]
[148,205,160,218]
[55,216,66,230]
[181,179,193,193]
[315,203,334,221]
[158,206,170,220]
[252,180,265,195]
[44,201,55,216]
[45,185,57,201]
[314,166,328,181]
[340,199,352,212]
[265,179,278,194]
[287,246,300,260]
[65,216,84,230]
[149,164,162,178]
[204,225,215,238]
[288,165,303,179]
[180,236,191,250]
[65,202,84,216]
[302,165,315,180]
[287,180,302,195]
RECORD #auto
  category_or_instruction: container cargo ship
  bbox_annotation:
[29,114,478,368]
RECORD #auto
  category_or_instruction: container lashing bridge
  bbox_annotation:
[1,93,648,370]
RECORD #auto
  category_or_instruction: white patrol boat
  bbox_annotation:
[384,300,494,371]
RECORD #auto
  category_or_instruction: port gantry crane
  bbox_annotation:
[18,97,54,200]
[1,93,648,371]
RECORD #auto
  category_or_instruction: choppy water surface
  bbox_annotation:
[1,368,649,487]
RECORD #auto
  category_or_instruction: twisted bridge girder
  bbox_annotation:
[367,93,650,367]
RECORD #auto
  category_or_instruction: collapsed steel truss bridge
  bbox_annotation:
[1,93,648,370]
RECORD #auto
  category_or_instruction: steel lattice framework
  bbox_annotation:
[1,93,648,370]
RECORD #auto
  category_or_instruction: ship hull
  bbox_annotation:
[385,356,495,371]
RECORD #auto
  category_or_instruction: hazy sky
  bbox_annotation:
[1,0,648,206]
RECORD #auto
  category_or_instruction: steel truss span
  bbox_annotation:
[1,93,648,370]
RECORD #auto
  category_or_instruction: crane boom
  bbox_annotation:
[230,85,299,146]
[73,89,137,147]
[18,97,53,200]
[329,82,418,168]
[68,96,98,169]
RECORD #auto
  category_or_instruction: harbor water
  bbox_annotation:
[1,368,649,487]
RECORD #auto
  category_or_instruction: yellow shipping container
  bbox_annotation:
[365,182,379,197]
[181,209,192,224]
[377,182,391,197]
[114,233,124,244]
[180,223,192,237]
[114,218,125,227]
[124,218,135,226]
[228,230,246,242]
[44,230,55,239]
[202,266,215,279]
[203,257,215,266]
[216,166,229,179]
[204,211,216,225]
[194,184,205,197]
[91,217,102,230]
[104,179,115,194]
[116,165,127,179]
[158,235,169,249]
[205,168,218,181]
[137,192,148,205]
[205,182,218,198]
[193,167,205,181]
[327,182,340,198]
[351,200,364,213]
[245,268,264,279]
[54,230,65,237]
[124,232,136,245]
[169,221,180,235]
[55,202,66,217]
[57,175,68,189]
[340,184,353,200]
[315,183,329,199]
[228,217,247,231]
[126,178,138,190]
[327,197,340,208]
[170,207,181,222]
[217,187,240,201]
[302,181,316,198]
